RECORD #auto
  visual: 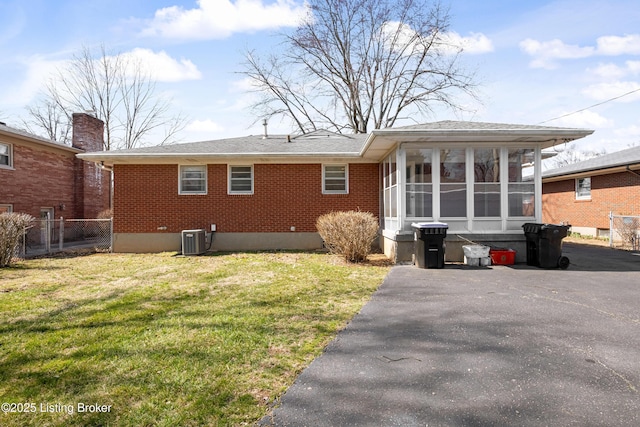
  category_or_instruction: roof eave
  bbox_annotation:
[77,151,370,166]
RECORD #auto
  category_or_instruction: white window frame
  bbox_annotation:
[575,177,591,200]
[0,142,13,169]
[179,165,207,195]
[0,204,13,213]
[228,165,254,195]
[322,164,349,194]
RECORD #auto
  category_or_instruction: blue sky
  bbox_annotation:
[1,0,639,154]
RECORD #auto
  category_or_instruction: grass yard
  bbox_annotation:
[0,251,390,426]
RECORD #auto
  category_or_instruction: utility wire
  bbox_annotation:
[538,86,640,125]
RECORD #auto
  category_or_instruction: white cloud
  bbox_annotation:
[381,22,492,56]
[519,38,594,69]
[582,81,640,102]
[440,31,494,54]
[120,48,202,82]
[140,0,309,40]
[596,34,640,55]
[186,119,224,133]
[552,110,613,129]
[4,56,64,106]
[613,124,640,138]
[588,60,640,79]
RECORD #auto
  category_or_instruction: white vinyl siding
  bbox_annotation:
[229,165,253,194]
[323,164,348,194]
[179,165,207,194]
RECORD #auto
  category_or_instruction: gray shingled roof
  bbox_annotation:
[543,146,640,178]
[0,122,81,153]
[84,131,368,156]
[77,121,594,165]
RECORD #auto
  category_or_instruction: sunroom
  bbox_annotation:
[360,122,594,263]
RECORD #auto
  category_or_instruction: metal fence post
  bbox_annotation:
[59,217,65,251]
[609,211,613,248]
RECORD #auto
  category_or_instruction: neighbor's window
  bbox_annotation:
[0,143,12,168]
[508,148,535,217]
[179,165,207,194]
[323,164,348,194]
[440,148,467,217]
[229,165,253,194]
[0,204,13,213]
[576,177,591,200]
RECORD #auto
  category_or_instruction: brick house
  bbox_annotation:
[542,146,640,237]
[0,113,110,221]
[78,121,593,262]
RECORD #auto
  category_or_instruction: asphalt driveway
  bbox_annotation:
[260,243,640,426]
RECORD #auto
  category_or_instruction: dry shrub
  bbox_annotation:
[316,211,379,262]
[97,209,113,219]
[0,212,35,267]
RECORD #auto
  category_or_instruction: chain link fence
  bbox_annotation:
[609,213,640,250]
[19,218,112,258]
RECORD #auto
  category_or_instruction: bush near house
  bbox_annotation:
[317,210,379,262]
[0,212,34,267]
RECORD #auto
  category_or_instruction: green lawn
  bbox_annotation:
[0,251,390,426]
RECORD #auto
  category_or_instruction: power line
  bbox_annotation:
[538,86,640,125]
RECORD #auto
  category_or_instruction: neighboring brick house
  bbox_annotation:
[542,146,640,237]
[78,121,593,262]
[0,113,110,221]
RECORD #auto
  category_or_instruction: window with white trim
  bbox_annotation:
[576,177,591,200]
[179,165,207,194]
[0,204,13,213]
[0,142,12,168]
[229,165,253,194]
[323,164,348,194]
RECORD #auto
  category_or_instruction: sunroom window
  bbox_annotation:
[474,148,500,217]
[405,149,432,218]
[440,148,466,217]
[508,149,535,217]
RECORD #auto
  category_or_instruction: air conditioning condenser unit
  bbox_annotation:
[182,229,206,255]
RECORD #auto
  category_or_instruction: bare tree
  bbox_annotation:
[241,0,478,134]
[21,100,72,143]
[26,45,186,150]
[547,143,606,169]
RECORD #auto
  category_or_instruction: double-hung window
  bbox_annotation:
[179,165,207,194]
[0,204,12,213]
[576,177,591,200]
[0,143,12,168]
[229,165,253,194]
[323,164,348,194]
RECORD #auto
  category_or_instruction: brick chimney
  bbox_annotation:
[72,113,110,218]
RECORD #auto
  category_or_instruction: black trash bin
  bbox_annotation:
[522,223,571,269]
[412,222,448,269]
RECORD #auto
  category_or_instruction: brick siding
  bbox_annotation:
[0,113,109,219]
[113,163,380,233]
[542,171,640,228]
[0,143,76,219]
